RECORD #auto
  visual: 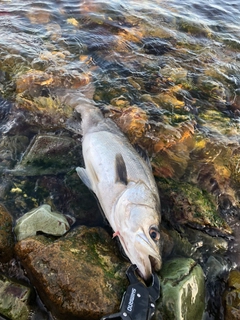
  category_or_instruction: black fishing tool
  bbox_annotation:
[101,264,160,320]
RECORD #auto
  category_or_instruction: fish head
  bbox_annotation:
[115,196,161,281]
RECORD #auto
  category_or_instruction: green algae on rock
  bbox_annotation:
[0,274,32,320]
[158,258,205,320]
[223,270,240,320]
[15,226,128,320]
[158,178,232,234]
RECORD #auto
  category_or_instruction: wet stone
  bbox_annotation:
[152,90,185,109]
[0,274,32,320]
[14,226,128,320]
[158,258,205,320]
[0,203,14,262]
[113,106,148,143]
[0,96,11,125]
[14,204,72,241]
[160,66,188,84]
[142,37,174,55]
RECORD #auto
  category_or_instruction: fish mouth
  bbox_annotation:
[149,254,161,271]
[137,232,161,277]
[116,231,161,280]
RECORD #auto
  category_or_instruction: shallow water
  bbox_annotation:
[0,0,240,319]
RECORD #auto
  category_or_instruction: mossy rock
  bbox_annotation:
[223,270,240,320]
[157,178,231,234]
[15,226,129,320]
[0,274,32,320]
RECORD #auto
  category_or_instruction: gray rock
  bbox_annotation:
[0,274,32,320]
[14,204,73,241]
[158,257,205,320]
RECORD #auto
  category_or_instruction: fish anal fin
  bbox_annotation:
[76,167,92,190]
[115,153,128,185]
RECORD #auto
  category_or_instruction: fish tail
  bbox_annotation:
[62,92,104,135]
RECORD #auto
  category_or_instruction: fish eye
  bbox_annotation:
[149,227,160,241]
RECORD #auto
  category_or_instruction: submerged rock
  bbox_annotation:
[142,37,174,56]
[166,226,228,263]
[15,226,128,320]
[0,274,32,320]
[0,203,14,262]
[158,178,232,235]
[11,134,81,176]
[151,121,195,178]
[14,204,72,241]
[0,135,29,172]
[205,256,229,320]
[113,106,148,143]
[158,258,205,320]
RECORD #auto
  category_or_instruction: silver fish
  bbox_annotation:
[65,94,161,280]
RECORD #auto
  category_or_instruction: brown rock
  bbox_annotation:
[114,106,148,143]
[15,226,128,320]
[0,203,14,262]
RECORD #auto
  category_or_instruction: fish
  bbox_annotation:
[64,93,161,280]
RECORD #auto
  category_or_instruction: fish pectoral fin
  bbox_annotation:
[115,153,128,185]
[76,167,92,190]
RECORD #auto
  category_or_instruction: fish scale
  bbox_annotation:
[84,131,155,188]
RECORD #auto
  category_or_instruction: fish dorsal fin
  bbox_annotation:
[115,153,128,185]
[133,144,152,170]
